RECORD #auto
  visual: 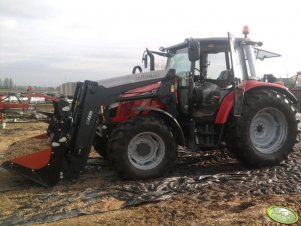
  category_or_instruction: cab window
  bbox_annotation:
[206,52,227,79]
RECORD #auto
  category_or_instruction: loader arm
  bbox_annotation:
[1,69,176,186]
[57,73,177,180]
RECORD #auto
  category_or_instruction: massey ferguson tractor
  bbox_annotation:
[1,28,298,186]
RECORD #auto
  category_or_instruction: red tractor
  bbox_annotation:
[1,29,298,186]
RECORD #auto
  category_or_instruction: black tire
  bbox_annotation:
[226,90,298,166]
[108,116,177,179]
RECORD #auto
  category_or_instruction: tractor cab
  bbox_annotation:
[165,37,233,118]
[163,31,268,119]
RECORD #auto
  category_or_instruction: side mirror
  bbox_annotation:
[188,39,199,62]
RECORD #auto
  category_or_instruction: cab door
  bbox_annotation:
[228,33,246,116]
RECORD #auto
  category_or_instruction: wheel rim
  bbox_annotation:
[128,132,165,170]
[250,107,287,154]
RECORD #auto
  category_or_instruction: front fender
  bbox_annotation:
[134,106,185,147]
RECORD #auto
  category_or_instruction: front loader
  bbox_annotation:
[1,28,298,186]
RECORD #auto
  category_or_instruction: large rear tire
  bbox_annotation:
[108,116,177,179]
[226,90,297,166]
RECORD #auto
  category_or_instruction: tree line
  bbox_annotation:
[0,77,59,92]
[0,77,14,89]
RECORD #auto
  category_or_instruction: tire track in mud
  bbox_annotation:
[1,145,301,225]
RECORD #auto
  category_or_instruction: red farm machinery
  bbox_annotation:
[1,29,298,186]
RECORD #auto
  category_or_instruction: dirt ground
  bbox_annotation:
[0,122,301,225]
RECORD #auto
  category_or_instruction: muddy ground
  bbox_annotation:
[0,122,301,225]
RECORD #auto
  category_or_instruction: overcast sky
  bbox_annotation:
[0,0,300,87]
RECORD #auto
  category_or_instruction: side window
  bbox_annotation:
[206,52,227,79]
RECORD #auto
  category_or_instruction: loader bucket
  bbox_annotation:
[0,133,65,186]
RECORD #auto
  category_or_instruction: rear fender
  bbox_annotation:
[215,83,297,124]
[134,107,185,147]
[244,81,297,103]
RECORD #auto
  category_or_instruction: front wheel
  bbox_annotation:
[226,90,298,166]
[108,116,177,179]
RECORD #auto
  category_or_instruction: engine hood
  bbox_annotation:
[97,69,170,88]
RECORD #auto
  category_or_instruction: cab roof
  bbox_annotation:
[165,37,244,53]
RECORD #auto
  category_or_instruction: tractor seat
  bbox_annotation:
[217,70,232,88]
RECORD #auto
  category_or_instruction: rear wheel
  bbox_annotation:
[108,116,177,179]
[226,90,297,166]
[250,107,287,154]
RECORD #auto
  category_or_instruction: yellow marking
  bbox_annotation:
[171,85,175,92]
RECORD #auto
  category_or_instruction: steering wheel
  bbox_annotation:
[194,68,205,82]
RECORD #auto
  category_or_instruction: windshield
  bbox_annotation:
[167,48,191,74]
